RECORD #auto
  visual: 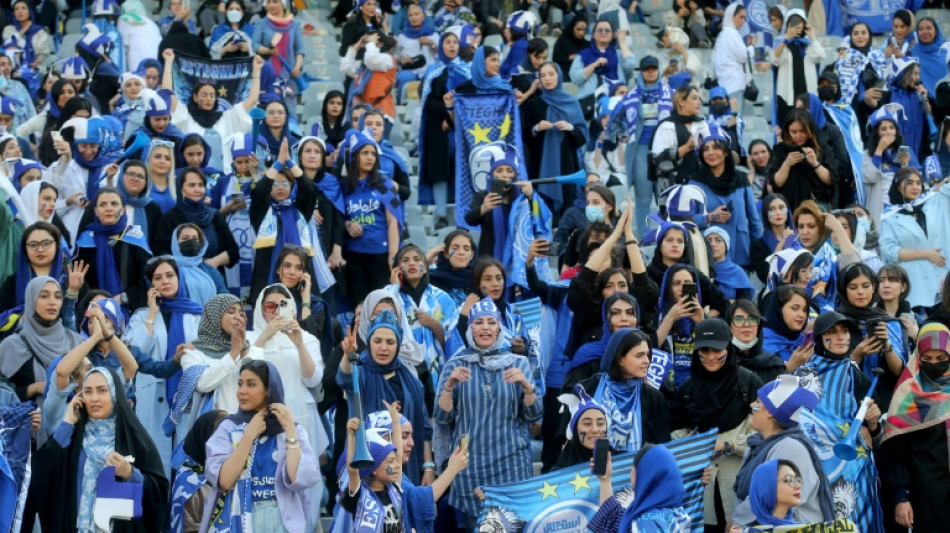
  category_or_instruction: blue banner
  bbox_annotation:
[824,104,866,205]
[453,92,527,229]
[741,519,858,532]
[0,402,35,533]
[172,53,253,108]
[823,0,924,36]
[744,0,771,34]
[477,430,717,532]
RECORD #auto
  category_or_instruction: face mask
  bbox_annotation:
[817,85,837,102]
[585,205,606,223]
[856,217,870,234]
[732,336,757,351]
[921,360,950,380]
[227,9,243,23]
[179,239,203,257]
[710,101,729,115]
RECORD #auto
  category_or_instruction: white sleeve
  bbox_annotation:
[363,42,395,72]
[340,47,361,78]
[217,105,252,139]
[170,101,193,131]
[651,122,679,155]
[185,349,242,393]
[301,335,323,388]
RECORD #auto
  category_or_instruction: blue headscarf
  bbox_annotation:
[616,445,686,533]
[170,225,217,305]
[749,459,800,526]
[226,359,286,436]
[760,193,792,252]
[470,47,512,92]
[570,292,639,370]
[116,161,153,235]
[911,17,947,94]
[577,29,619,80]
[594,328,644,452]
[499,38,528,80]
[703,226,753,299]
[658,262,702,339]
[806,93,827,129]
[436,32,471,91]
[538,63,589,209]
[400,7,435,39]
[887,58,925,156]
[13,231,66,308]
[80,209,133,296]
[294,136,345,214]
[174,172,216,227]
[153,260,203,403]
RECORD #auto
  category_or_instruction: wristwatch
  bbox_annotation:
[286,436,299,446]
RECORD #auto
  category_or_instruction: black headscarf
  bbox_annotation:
[186,83,224,129]
[686,346,749,432]
[835,263,892,323]
[183,409,226,467]
[694,145,747,197]
[553,17,590,73]
[227,359,286,436]
[429,250,475,292]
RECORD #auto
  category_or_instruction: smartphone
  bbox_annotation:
[51,130,63,143]
[866,319,882,339]
[460,434,470,453]
[897,145,911,158]
[803,330,814,346]
[396,269,405,288]
[724,200,734,212]
[489,178,508,196]
[591,438,609,476]
[682,282,698,302]
[278,299,295,322]
[536,238,551,254]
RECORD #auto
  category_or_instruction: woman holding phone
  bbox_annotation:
[766,109,836,212]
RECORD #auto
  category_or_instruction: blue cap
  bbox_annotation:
[145,89,172,117]
[489,144,519,173]
[367,309,402,345]
[757,375,819,427]
[469,297,501,322]
[60,56,89,80]
[696,123,730,154]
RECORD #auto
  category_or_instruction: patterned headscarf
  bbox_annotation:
[193,293,242,354]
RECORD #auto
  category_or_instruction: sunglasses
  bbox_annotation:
[731,315,760,327]
[781,474,803,487]
[145,254,175,267]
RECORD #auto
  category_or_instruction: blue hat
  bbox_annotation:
[867,106,902,134]
[367,409,411,437]
[703,225,731,252]
[696,123,730,155]
[145,89,172,117]
[367,309,402,346]
[77,23,113,59]
[709,86,728,100]
[658,184,707,219]
[757,375,819,427]
[60,57,89,80]
[0,96,22,118]
[469,297,501,322]
[92,0,119,16]
[507,10,536,34]
[119,72,145,91]
[361,430,397,478]
[83,298,127,336]
[489,144,519,173]
[228,132,265,159]
[61,116,108,145]
[558,384,609,440]
[345,129,380,165]
[11,158,42,191]
[885,56,918,86]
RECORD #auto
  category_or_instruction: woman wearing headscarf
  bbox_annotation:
[727,300,786,384]
[792,312,885,533]
[395,4,437,101]
[176,134,225,191]
[154,167,239,274]
[766,109,837,212]
[418,31,470,228]
[434,298,543,529]
[428,229,477,306]
[882,322,950,533]
[521,62,587,213]
[249,283,327,522]
[339,0,384,59]
[761,284,811,367]
[771,9,823,125]
[127,91,186,156]
[651,85,711,194]
[690,124,762,269]
[552,385,613,470]
[2,0,49,68]
[209,0,256,60]
[171,223,229,305]
[111,72,148,141]
[566,292,643,389]
[15,180,70,246]
[750,193,793,283]
[0,222,71,321]
[732,376,834,526]
[73,187,153,312]
[270,245,335,362]
[320,90,347,149]
[32,367,169,533]
[836,22,887,114]
[202,359,320,532]
[744,460,806,528]
[338,305,434,485]
[671,318,763,531]
[117,0,163,69]
[115,160,161,242]
[251,0,304,97]
[568,20,635,115]
[0,276,83,401]
[877,57,934,163]
[704,227,754,301]
[168,409,227,533]
[588,444,690,533]
[862,107,920,224]
[654,263,708,387]
[552,17,588,75]
[125,256,201,469]
[714,3,757,107]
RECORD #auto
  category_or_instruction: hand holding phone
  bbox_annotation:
[591,438,610,477]
[278,299,295,323]
[803,330,814,346]
[460,434,470,453]
[682,282,698,302]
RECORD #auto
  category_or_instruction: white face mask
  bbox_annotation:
[227,9,243,23]
[732,336,757,351]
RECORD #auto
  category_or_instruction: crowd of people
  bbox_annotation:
[0,0,949,531]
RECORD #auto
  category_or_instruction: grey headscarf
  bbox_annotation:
[193,293,242,355]
[358,288,426,366]
[0,276,84,378]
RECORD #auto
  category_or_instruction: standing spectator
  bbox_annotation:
[569,21,636,119]
[3,0,50,68]
[552,17,588,76]
[766,109,836,211]
[714,3,757,108]
[118,0,163,70]
[252,0,305,108]
[394,5,438,102]
[771,9,823,126]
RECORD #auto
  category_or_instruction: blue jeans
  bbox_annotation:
[626,142,654,239]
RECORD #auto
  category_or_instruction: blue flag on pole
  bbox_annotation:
[477,430,717,532]
[453,92,527,229]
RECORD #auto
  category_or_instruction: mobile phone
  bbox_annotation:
[396,269,405,288]
[51,130,63,143]
[682,282,698,302]
[724,200,734,212]
[591,438,609,476]
[866,319,882,338]
[460,434,470,453]
[489,178,508,196]
[897,145,910,158]
[278,299,295,322]
[803,330,814,346]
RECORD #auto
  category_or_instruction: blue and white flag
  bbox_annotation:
[823,0,924,36]
[0,402,35,533]
[923,154,943,185]
[453,92,527,229]
[742,518,859,532]
[477,430,717,532]
[506,196,555,288]
[647,348,674,389]
[172,53,253,108]
[824,103,866,205]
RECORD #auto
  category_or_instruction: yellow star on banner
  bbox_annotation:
[499,113,512,138]
[537,480,560,500]
[218,86,229,98]
[567,472,591,494]
[469,122,492,144]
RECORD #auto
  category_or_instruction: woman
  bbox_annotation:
[714,3,754,106]
[32,367,169,533]
[881,57,932,163]
[565,292,642,389]
[168,409,226,533]
[2,0,49,68]
[434,298,542,528]
[319,91,346,149]
[116,160,161,242]
[862,108,919,224]
[748,139,772,198]
[339,0,383,58]
[785,202,858,313]
[176,134,224,190]
[877,264,916,337]
[746,460,806,527]
[651,84,710,193]
[125,256,201,469]
[203,360,320,532]
[553,386,610,470]
[154,167,239,273]
[16,180,70,244]
[552,17,588,76]
[338,308,434,485]
[418,32,470,228]
[646,219,728,316]
[588,444,690,533]
[341,130,402,307]
[159,0,197,36]
[881,167,950,310]
[171,224,229,305]
[162,49,263,170]
[145,139,178,213]
[16,79,73,164]
[252,0,304,106]
[569,20,635,115]
[728,300,786,384]
[428,229,476,306]
[771,10,823,125]
[911,17,946,96]
[110,72,148,141]
[248,283,327,520]
[209,0,255,60]
[882,322,950,533]
[671,318,762,531]
[0,221,70,317]
[792,312,885,533]
[766,109,836,212]
[835,22,887,110]
[0,277,83,402]
[558,184,618,271]
[74,187,152,312]
[271,245,334,361]
[732,376,834,526]
[395,5,437,100]
[360,110,411,200]
[691,124,762,269]
[883,9,916,60]
[655,264,707,387]
[295,136,345,271]
[761,284,811,367]
[703,228,752,302]
[522,62,587,212]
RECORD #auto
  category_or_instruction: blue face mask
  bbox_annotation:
[857,217,870,234]
[585,205,606,223]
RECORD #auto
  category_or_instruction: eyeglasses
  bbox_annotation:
[262,301,290,313]
[26,239,54,251]
[781,474,803,487]
[272,181,292,189]
[731,315,760,327]
[594,27,613,34]
[124,171,146,181]
[266,109,286,116]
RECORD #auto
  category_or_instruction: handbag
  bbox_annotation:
[742,50,759,102]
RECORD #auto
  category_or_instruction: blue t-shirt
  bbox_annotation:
[251,436,279,502]
[150,185,176,214]
[344,179,392,255]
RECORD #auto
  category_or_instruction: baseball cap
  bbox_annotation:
[640,55,659,70]
[693,318,731,351]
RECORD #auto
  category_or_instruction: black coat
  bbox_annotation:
[766,142,838,211]
[75,239,152,311]
[881,424,950,533]
[421,69,454,186]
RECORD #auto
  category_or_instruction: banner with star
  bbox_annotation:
[477,429,717,533]
[452,91,526,229]
[172,53,253,108]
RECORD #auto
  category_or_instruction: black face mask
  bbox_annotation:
[179,239,203,257]
[920,360,950,380]
[817,85,837,103]
[710,101,729,115]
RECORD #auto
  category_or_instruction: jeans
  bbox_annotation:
[626,142,655,239]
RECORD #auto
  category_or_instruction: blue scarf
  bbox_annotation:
[73,147,113,200]
[117,163,153,235]
[912,22,947,94]
[570,293,639,371]
[379,139,409,179]
[616,445,686,533]
[889,81,925,156]
[713,258,754,299]
[226,360,286,436]
[14,241,65,308]
[806,93,826,129]
[823,104,866,204]
[175,196,216,227]
[81,214,133,296]
[400,16,435,39]
[171,230,217,305]
[261,124,299,160]
[499,38,528,80]
[418,35,470,191]
[267,193,307,279]
[608,78,673,141]
[160,295,203,403]
[538,64,589,209]
[785,36,812,57]
[471,47,512,92]
[357,349,428,484]
[354,481,403,533]
[77,368,118,533]
[168,461,207,533]
[595,370,643,453]
[749,459,800,526]
[760,194,793,252]
[577,42,619,80]
[314,170,345,214]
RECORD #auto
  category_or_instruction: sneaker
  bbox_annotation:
[539,23,549,36]
[551,24,562,37]
[698,39,712,49]
[434,216,449,231]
